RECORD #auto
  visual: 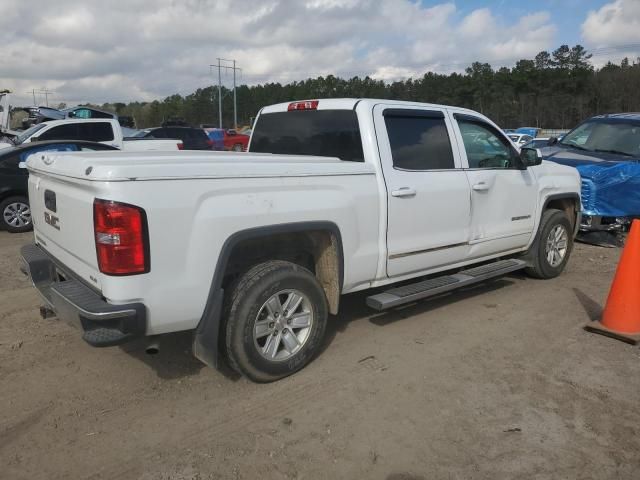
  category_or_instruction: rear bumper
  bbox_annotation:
[20,244,146,347]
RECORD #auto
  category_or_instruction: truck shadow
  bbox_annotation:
[119,275,521,382]
[320,276,516,356]
[119,331,212,380]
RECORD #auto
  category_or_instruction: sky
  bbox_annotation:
[1,0,639,107]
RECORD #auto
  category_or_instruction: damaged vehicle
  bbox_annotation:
[542,113,640,244]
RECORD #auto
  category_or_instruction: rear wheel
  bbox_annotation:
[232,143,243,152]
[525,209,573,279]
[223,260,328,382]
[0,196,32,233]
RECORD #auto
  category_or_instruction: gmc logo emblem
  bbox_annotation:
[44,212,60,230]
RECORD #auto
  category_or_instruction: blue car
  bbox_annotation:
[204,128,225,150]
[542,113,640,232]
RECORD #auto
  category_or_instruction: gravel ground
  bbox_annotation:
[1,231,639,480]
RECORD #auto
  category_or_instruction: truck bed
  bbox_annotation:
[26,150,379,335]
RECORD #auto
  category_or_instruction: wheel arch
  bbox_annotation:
[193,221,344,368]
[523,192,580,266]
[0,188,29,203]
[542,193,581,237]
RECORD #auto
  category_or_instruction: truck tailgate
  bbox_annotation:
[28,168,102,291]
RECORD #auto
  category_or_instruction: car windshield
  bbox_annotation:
[14,123,47,145]
[560,119,640,157]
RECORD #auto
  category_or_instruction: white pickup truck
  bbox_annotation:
[0,118,182,151]
[21,98,581,382]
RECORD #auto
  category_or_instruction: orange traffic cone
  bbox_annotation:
[585,219,640,344]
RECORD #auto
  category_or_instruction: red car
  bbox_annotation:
[223,129,249,151]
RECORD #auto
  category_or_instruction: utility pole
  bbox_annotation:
[217,58,222,128]
[210,59,241,129]
[38,88,53,107]
[233,59,237,129]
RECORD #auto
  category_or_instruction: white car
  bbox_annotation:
[0,118,182,151]
[21,98,581,382]
[507,133,534,146]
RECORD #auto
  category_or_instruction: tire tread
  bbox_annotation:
[223,260,326,382]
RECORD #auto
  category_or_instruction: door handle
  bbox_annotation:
[391,187,417,198]
[472,182,490,191]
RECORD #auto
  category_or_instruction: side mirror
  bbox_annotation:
[520,147,543,168]
[548,136,558,146]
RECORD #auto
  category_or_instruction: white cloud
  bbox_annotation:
[0,0,558,106]
[582,0,640,46]
[580,0,640,68]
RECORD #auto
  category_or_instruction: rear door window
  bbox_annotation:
[250,110,364,162]
[77,123,115,142]
[384,111,455,170]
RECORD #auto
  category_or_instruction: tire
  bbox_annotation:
[223,260,328,382]
[232,143,243,152]
[0,196,33,233]
[525,209,573,279]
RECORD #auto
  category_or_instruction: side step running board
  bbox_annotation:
[366,259,526,311]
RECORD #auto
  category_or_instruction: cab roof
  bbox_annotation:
[260,98,481,117]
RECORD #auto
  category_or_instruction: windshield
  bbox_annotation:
[14,123,47,145]
[560,119,640,157]
[249,110,364,162]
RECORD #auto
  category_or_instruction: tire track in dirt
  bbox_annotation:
[86,353,392,480]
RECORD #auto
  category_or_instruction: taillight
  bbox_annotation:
[287,100,319,111]
[206,139,214,149]
[177,142,184,150]
[94,199,149,275]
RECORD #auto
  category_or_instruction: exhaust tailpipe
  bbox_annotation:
[145,342,160,355]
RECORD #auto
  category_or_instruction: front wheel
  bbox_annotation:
[223,260,328,382]
[0,196,33,233]
[525,209,573,279]
[232,143,243,152]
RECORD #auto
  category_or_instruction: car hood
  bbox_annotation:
[541,145,640,167]
[542,145,640,217]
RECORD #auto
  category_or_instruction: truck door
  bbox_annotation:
[450,113,537,258]
[374,105,471,277]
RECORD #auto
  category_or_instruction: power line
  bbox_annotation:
[25,87,55,106]
[210,59,241,128]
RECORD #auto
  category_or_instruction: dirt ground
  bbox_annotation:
[1,231,639,480]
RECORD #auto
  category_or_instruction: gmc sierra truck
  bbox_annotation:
[21,99,581,382]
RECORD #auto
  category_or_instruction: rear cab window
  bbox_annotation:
[249,109,364,162]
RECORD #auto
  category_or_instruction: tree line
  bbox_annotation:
[99,45,640,130]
